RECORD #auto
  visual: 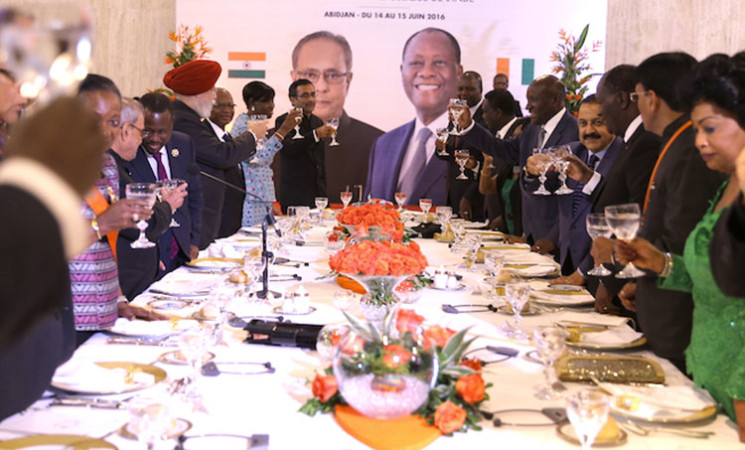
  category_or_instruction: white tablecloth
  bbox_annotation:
[0,226,740,449]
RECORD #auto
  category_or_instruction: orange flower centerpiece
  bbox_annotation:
[300,308,491,444]
[329,240,428,320]
[336,200,405,242]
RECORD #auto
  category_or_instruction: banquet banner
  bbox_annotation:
[177,0,607,132]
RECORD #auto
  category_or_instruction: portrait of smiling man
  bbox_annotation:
[366,27,463,206]
[291,31,382,203]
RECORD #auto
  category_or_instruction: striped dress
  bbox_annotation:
[68,153,120,331]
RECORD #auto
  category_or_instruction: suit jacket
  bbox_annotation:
[461,111,579,242]
[636,115,727,362]
[365,120,448,206]
[711,195,745,297]
[0,186,75,420]
[472,104,487,129]
[172,99,255,249]
[435,131,485,220]
[324,110,383,203]
[545,138,622,273]
[109,150,174,299]
[485,119,525,233]
[201,128,243,240]
[275,112,326,211]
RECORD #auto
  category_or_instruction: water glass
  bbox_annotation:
[533,325,567,400]
[585,213,612,276]
[604,203,645,278]
[566,389,610,450]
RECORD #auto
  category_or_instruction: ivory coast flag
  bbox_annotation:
[227,52,266,79]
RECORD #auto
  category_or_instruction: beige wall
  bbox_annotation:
[606,0,745,68]
[3,0,175,97]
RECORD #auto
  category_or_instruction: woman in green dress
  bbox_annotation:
[615,53,745,442]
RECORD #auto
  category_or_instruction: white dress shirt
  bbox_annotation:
[147,145,173,180]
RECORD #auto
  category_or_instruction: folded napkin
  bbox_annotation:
[556,312,630,328]
[109,318,196,337]
[599,381,715,415]
[149,276,217,295]
[208,242,243,259]
[509,264,559,277]
[580,326,643,346]
[53,361,154,392]
[503,252,554,264]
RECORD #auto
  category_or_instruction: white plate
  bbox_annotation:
[108,318,198,337]
[530,288,595,306]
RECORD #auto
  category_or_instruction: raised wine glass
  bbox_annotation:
[533,325,567,400]
[127,183,158,249]
[340,191,353,209]
[586,213,612,276]
[448,98,465,132]
[604,203,646,278]
[161,178,185,227]
[394,192,408,211]
[435,127,450,156]
[553,145,574,195]
[248,114,269,150]
[532,147,552,195]
[566,389,610,450]
[454,149,470,180]
[326,117,340,146]
[291,106,303,139]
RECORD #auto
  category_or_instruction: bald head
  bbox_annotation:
[210,87,235,129]
[526,75,565,125]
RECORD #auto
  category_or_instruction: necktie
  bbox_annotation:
[571,154,599,217]
[223,132,233,142]
[399,127,432,199]
[536,126,547,149]
[152,151,180,260]
[152,151,169,181]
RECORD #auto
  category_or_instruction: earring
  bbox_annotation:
[250,105,255,111]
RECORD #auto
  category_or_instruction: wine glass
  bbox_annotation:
[533,325,567,400]
[161,178,185,227]
[454,149,470,180]
[483,250,505,277]
[176,327,209,385]
[462,234,482,270]
[448,98,465,132]
[394,192,408,211]
[504,280,530,339]
[315,196,328,224]
[340,191,353,209]
[586,213,613,276]
[419,198,432,222]
[248,114,268,149]
[566,389,610,450]
[291,106,303,139]
[449,218,466,248]
[326,117,340,146]
[532,148,552,195]
[127,391,174,450]
[553,145,574,195]
[435,206,452,228]
[435,127,450,156]
[604,203,646,278]
[127,182,158,249]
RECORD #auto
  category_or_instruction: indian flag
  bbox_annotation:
[227,52,266,79]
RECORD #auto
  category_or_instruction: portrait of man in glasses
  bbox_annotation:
[290,31,383,203]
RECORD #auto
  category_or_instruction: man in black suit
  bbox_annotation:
[164,59,267,249]
[0,97,103,419]
[207,88,243,238]
[458,71,487,128]
[458,75,579,245]
[493,73,523,118]
[135,93,203,278]
[291,31,383,203]
[109,97,182,299]
[275,79,334,211]
[611,53,725,372]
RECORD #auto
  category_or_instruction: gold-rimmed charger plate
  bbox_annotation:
[119,418,192,440]
[566,335,647,351]
[611,400,718,424]
[557,422,627,447]
[191,310,236,322]
[0,434,117,449]
[185,257,242,270]
[51,361,167,395]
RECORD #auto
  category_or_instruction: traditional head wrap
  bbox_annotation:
[163,60,221,95]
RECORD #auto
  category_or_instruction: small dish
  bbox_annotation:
[494,304,541,316]
[147,298,189,310]
[191,311,236,322]
[158,350,216,365]
[429,282,467,291]
[119,417,192,440]
[557,422,627,446]
[272,306,316,315]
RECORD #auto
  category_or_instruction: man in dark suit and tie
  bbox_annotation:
[458,71,487,129]
[164,59,267,249]
[526,96,622,274]
[132,93,203,279]
[493,73,523,118]
[456,75,579,244]
[366,27,463,206]
[275,79,335,211]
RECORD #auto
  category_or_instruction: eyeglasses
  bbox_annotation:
[294,69,349,85]
[629,91,648,103]
[127,122,150,138]
[213,102,236,109]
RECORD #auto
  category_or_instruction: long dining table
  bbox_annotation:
[0,219,740,449]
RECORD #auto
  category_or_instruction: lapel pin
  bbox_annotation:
[171,148,180,158]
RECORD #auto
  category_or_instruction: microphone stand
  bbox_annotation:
[200,171,282,299]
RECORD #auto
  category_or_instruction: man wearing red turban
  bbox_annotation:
[164,60,269,247]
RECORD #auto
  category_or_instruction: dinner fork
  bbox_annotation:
[621,420,713,439]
